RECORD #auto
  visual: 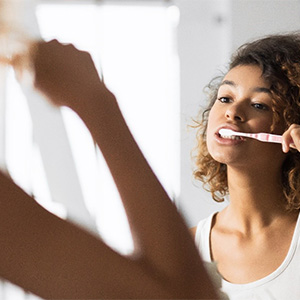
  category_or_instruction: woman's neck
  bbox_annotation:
[224,166,294,234]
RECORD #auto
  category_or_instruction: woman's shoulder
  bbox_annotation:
[197,212,217,232]
[191,213,217,260]
[190,213,215,239]
[190,226,197,239]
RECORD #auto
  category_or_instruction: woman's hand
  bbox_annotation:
[30,39,113,109]
[282,124,300,152]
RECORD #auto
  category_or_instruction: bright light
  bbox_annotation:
[34,3,179,254]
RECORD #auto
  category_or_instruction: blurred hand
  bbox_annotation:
[29,39,112,109]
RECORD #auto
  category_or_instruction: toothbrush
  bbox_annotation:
[219,128,286,145]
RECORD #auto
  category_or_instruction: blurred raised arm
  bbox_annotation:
[0,40,218,299]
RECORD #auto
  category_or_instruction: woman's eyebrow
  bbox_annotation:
[220,80,236,87]
[253,87,271,94]
[220,80,271,94]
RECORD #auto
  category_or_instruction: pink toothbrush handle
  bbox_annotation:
[262,133,282,143]
[247,133,282,143]
[249,133,296,148]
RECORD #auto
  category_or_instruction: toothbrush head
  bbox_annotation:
[219,128,237,138]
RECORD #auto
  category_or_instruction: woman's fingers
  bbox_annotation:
[282,124,300,153]
[30,40,105,108]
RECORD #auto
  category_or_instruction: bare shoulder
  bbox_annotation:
[190,226,197,239]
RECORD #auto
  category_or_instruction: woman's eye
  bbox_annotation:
[218,97,231,103]
[252,103,269,110]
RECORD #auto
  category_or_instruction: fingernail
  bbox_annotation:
[282,143,287,153]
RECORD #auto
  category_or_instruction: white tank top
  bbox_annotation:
[195,211,300,300]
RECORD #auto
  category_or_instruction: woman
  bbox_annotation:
[193,33,300,299]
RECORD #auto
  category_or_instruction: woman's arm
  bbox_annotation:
[0,40,218,299]
[0,172,172,299]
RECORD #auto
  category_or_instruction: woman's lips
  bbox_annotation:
[210,125,249,146]
[214,131,246,145]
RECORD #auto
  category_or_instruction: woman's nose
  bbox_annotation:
[225,104,245,122]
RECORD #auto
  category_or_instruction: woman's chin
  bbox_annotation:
[209,150,246,167]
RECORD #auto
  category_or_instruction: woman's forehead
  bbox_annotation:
[217,65,272,95]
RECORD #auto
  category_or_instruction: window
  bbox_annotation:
[5,2,180,255]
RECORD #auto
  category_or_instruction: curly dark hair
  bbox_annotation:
[193,33,300,210]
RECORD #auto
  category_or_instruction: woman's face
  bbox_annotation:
[206,64,286,169]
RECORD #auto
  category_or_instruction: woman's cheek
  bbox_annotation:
[206,127,217,158]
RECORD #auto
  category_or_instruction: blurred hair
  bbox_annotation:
[193,33,300,210]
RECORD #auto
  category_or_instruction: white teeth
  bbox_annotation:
[220,134,241,140]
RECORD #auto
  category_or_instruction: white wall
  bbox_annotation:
[231,0,300,49]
